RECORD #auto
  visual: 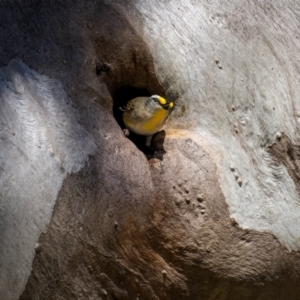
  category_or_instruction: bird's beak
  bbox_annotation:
[162,102,174,110]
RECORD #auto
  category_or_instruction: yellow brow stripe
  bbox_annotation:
[158,96,167,105]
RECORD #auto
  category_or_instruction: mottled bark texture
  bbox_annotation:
[269,133,300,194]
[0,0,300,299]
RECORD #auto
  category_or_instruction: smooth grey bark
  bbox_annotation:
[0,0,299,299]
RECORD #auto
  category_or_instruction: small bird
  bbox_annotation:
[120,95,174,147]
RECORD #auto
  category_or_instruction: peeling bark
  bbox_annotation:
[269,133,300,194]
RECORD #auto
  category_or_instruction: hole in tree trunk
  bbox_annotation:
[113,86,154,156]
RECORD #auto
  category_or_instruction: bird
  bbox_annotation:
[120,95,174,147]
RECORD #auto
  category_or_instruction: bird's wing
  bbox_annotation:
[119,99,135,111]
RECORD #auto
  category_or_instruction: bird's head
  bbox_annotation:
[148,95,174,111]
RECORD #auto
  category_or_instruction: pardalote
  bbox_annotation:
[120,95,174,147]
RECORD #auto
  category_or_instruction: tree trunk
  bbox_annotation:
[0,0,299,299]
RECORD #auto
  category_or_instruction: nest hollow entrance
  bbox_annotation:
[113,86,155,155]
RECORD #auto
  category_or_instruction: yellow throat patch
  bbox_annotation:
[141,107,168,132]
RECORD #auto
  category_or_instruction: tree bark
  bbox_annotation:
[0,0,299,299]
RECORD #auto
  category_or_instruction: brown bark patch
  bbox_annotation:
[268,133,300,194]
